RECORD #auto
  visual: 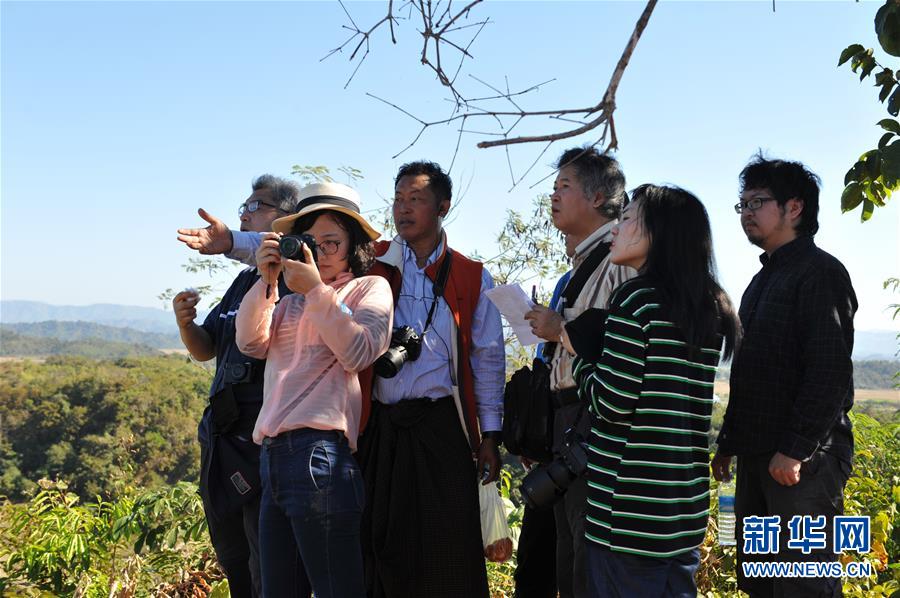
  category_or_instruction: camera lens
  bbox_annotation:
[374,346,408,378]
[374,326,422,378]
[518,451,582,510]
[520,462,568,510]
[279,236,303,260]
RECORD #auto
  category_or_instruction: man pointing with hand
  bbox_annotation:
[172,174,302,598]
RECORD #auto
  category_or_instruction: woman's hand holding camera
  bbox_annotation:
[255,232,283,286]
[283,242,322,295]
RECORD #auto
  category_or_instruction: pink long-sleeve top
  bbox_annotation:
[235,273,393,450]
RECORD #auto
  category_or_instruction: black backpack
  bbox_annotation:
[502,357,554,462]
[501,241,611,463]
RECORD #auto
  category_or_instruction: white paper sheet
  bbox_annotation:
[485,284,541,346]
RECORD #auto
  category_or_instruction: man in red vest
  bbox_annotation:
[358,161,505,598]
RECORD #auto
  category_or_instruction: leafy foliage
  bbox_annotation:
[839,0,900,221]
[0,356,210,501]
[698,411,900,596]
[0,479,223,597]
[290,164,364,186]
[839,412,900,597]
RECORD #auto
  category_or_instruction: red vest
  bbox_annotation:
[367,237,485,450]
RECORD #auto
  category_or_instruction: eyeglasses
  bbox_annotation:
[313,239,342,256]
[734,197,776,214]
[238,200,282,217]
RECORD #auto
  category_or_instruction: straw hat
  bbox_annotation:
[271,182,380,240]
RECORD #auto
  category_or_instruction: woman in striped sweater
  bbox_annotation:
[570,184,739,597]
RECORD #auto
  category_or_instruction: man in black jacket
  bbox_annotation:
[173,174,300,598]
[712,155,857,598]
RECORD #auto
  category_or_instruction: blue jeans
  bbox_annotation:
[258,428,366,598]
[586,543,699,598]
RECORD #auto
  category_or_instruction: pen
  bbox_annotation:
[531,284,538,304]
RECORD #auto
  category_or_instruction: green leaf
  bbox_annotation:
[164,526,178,548]
[209,580,232,598]
[879,80,897,103]
[864,180,886,207]
[841,181,864,212]
[881,140,900,180]
[844,162,859,186]
[889,88,900,117]
[860,56,877,81]
[874,68,895,86]
[876,1,900,57]
[879,132,896,149]
[865,150,882,178]
[878,119,900,135]
[861,199,875,222]
[838,43,866,66]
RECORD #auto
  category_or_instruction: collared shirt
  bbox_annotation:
[372,239,505,432]
[717,236,857,463]
[550,221,636,391]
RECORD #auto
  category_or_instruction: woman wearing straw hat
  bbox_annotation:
[235,182,393,598]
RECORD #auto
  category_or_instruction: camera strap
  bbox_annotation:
[422,249,453,336]
[541,241,612,361]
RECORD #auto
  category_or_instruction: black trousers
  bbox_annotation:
[357,397,489,598]
[200,442,263,598]
[735,450,851,598]
[514,503,558,598]
[552,401,591,598]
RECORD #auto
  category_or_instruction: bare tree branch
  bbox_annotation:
[327,0,657,185]
[477,0,656,148]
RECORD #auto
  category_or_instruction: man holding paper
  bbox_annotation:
[524,147,634,598]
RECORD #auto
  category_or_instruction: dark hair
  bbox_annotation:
[556,147,627,219]
[394,161,453,204]
[252,174,301,213]
[630,184,740,360]
[739,152,821,237]
[292,210,375,277]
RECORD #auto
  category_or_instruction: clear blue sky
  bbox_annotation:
[2,1,898,331]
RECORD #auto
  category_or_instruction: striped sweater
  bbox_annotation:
[572,278,723,558]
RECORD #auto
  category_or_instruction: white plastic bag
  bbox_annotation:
[479,480,513,562]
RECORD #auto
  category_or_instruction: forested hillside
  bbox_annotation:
[0,330,162,359]
[0,356,210,500]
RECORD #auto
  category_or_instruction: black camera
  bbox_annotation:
[519,428,589,510]
[279,233,317,263]
[223,362,254,385]
[374,325,423,378]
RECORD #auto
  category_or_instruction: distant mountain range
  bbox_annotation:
[1,300,896,359]
[1,300,205,335]
[853,329,898,360]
